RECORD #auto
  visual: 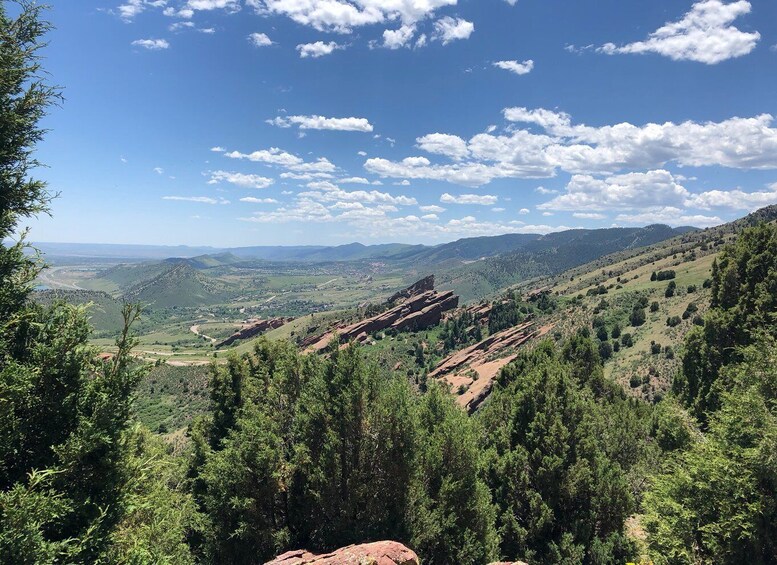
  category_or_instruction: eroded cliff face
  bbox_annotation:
[264,541,419,565]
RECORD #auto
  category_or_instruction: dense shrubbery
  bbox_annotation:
[188,340,498,564]
[646,223,777,563]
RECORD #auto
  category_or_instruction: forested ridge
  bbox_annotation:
[1,3,776,564]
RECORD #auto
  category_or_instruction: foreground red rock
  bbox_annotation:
[265,541,419,565]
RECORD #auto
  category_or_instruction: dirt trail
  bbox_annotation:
[190,324,217,344]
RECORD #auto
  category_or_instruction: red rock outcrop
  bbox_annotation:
[306,286,458,353]
[431,320,553,413]
[216,317,291,348]
[388,274,435,303]
[265,541,419,565]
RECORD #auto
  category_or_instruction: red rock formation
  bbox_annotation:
[306,289,459,353]
[431,320,553,413]
[265,541,419,565]
[217,317,291,348]
[388,274,435,303]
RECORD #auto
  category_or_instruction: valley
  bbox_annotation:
[33,208,775,434]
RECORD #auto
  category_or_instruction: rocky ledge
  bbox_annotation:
[265,541,419,565]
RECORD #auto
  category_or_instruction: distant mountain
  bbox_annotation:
[33,223,700,282]
[122,263,229,308]
[438,225,695,301]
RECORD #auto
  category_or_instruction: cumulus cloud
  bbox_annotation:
[615,207,722,227]
[573,212,607,220]
[369,108,777,187]
[248,32,273,46]
[296,41,344,58]
[440,193,498,205]
[300,181,418,206]
[247,0,457,33]
[163,195,229,204]
[118,0,168,21]
[538,169,689,211]
[416,133,469,160]
[131,38,170,49]
[420,204,446,213]
[268,114,373,132]
[208,170,274,189]
[217,146,337,174]
[432,16,474,44]
[493,59,534,75]
[382,24,417,49]
[537,168,777,226]
[598,0,759,64]
[503,106,571,131]
[240,196,278,203]
[686,184,777,210]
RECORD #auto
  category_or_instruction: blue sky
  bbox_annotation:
[24,0,777,246]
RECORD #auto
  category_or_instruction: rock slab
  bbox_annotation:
[265,541,419,565]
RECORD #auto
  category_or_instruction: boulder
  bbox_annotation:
[265,541,419,565]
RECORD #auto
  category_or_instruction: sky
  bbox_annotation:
[21,0,777,246]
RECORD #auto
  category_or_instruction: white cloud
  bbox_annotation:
[598,0,759,64]
[268,114,373,132]
[519,208,530,214]
[432,16,474,45]
[371,109,777,187]
[248,32,273,47]
[248,0,458,33]
[296,41,344,58]
[169,21,194,31]
[539,169,689,211]
[218,146,337,174]
[503,106,571,132]
[440,192,498,205]
[184,0,240,12]
[118,0,167,21]
[416,133,469,160]
[615,207,722,227]
[493,59,534,75]
[131,38,170,50]
[686,185,777,210]
[163,195,229,205]
[240,196,279,203]
[208,170,274,189]
[382,24,416,49]
[339,177,371,184]
[153,167,164,174]
[573,212,607,220]
[300,182,418,206]
[420,205,445,213]
[491,207,506,212]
